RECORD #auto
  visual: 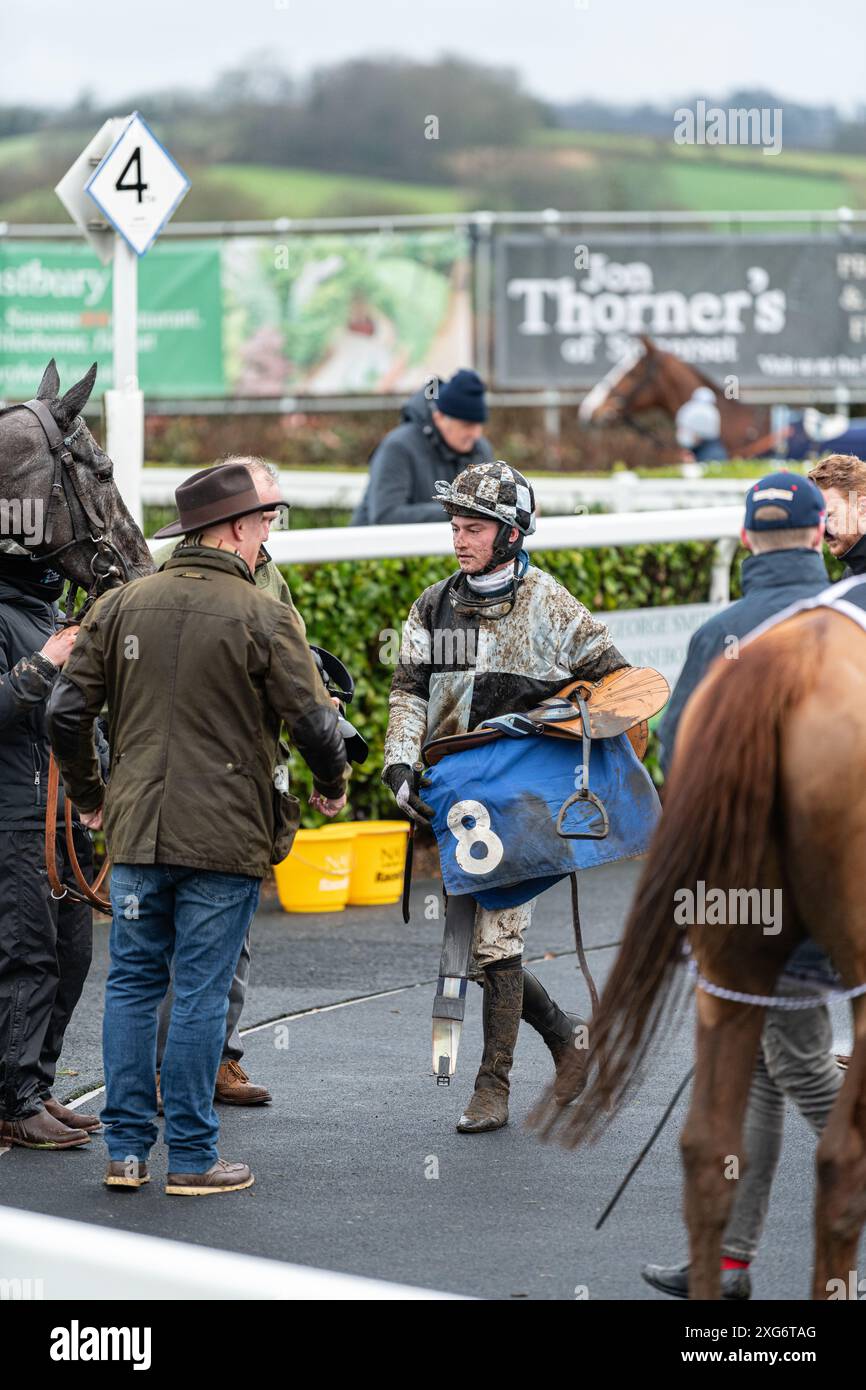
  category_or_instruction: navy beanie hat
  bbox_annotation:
[435,369,488,423]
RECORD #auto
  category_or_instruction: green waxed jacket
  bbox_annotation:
[152,541,299,620]
[46,547,348,877]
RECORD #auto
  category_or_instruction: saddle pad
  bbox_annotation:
[424,731,662,908]
[742,574,866,647]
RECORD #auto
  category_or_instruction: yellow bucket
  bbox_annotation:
[273,825,355,914]
[347,820,410,906]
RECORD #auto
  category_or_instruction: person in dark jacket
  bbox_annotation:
[658,474,831,775]
[807,451,866,577]
[352,369,495,526]
[0,555,104,1151]
[644,472,844,1301]
[47,463,349,1197]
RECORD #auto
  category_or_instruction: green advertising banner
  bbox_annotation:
[0,229,471,400]
[0,240,224,399]
[222,230,472,396]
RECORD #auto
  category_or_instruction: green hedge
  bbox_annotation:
[283,540,726,821]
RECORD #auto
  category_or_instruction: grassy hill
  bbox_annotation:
[533,129,866,212]
[1,124,864,222]
[0,137,474,222]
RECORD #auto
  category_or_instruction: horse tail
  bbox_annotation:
[537,610,827,1146]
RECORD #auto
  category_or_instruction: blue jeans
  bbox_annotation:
[102,863,261,1172]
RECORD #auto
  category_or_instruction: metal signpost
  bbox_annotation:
[55,112,190,526]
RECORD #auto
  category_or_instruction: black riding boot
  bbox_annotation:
[521,968,587,1105]
[456,958,523,1134]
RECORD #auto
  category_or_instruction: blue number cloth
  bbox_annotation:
[424,732,662,908]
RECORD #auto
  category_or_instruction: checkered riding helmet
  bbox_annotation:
[432,461,536,536]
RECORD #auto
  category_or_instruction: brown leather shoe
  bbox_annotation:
[43,1096,102,1131]
[214,1060,272,1106]
[104,1159,150,1189]
[165,1158,254,1196]
[0,1108,91,1150]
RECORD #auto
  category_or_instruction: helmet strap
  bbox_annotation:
[480,521,522,574]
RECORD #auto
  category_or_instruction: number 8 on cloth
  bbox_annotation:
[425,733,661,910]
[446,800,505,875]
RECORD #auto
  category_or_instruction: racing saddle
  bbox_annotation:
[421,665,669,840]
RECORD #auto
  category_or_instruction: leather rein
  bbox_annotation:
[0,396,128,913]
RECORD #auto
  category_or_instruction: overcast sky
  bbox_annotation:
[4,0,864,112]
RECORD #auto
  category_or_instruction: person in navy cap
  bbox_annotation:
[658,470,828,773]
[352,369,494,525]
[644,469,844,1301]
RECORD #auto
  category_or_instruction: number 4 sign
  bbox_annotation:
[85,111,190,256]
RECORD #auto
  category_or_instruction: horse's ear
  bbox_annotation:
[56,362,98,426]
[36,359,60,402]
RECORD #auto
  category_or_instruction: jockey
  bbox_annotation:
[381,460,631,1133]
[675,386,728,463]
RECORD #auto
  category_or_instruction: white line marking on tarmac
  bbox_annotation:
[66,982,423,1109]
[65,944,617,1110]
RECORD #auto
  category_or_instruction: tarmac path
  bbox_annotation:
[0,861,858,1300]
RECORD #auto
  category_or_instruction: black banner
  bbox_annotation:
[494,233,866,390]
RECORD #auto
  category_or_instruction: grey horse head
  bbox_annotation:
[0,359,154,594]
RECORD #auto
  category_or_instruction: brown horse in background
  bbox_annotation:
[579,334,774,458]
[531,605,866,1299]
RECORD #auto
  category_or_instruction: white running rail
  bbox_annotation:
[0,1205,462,1301]
[141,466,765,515]
[146,507,743,565]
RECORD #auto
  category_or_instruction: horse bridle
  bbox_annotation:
[0,397,130,622]
[605,351,667,448]
[0,397,132,910]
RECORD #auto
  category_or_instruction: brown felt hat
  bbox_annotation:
[152,463,288,539]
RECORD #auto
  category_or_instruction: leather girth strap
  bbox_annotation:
[45,751,111,913]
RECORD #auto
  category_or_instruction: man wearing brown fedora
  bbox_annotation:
[152,456,296,1110]
[47,462,349,1196]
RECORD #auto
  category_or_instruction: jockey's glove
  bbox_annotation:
[382,762,434,825]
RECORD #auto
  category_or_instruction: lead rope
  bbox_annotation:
[45,751,111,913]
[595,942,866,1230]
[681,941,866,1008]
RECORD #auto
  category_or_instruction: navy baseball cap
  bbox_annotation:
[744,471,826,531]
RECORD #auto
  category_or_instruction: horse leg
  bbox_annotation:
[813,999,866,1298]
[681,992,767,1300]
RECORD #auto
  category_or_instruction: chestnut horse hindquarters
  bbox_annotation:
[530,594,866,1300]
